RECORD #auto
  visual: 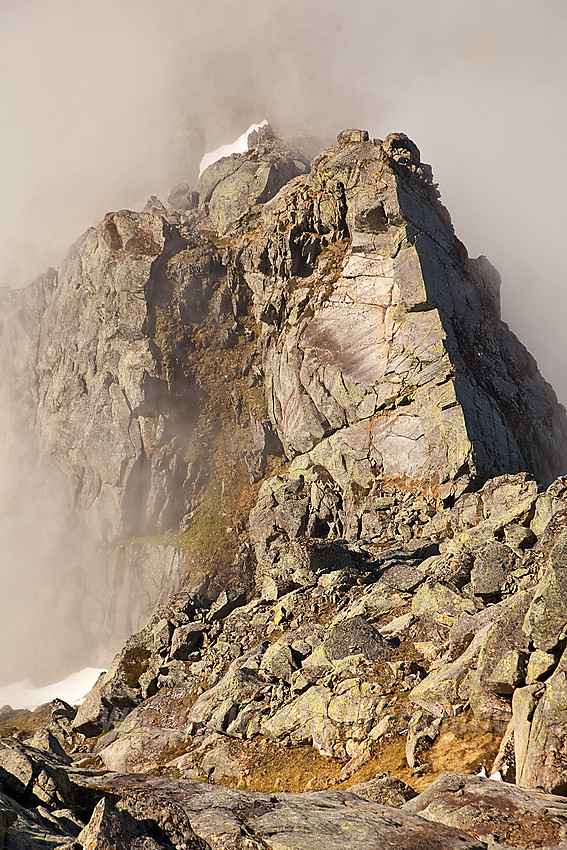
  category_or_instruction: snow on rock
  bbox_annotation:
[0,666,105,710]
[199,119,268,175]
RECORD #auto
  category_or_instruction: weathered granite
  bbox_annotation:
[404,771,567,848]
[82,773,486,850]
[244,132,567,495]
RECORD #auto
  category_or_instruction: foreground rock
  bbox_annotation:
[405,772,567,848]
[80,773,485,850]
[0,736,488,850]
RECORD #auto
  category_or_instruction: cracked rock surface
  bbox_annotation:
[3,128,567,848]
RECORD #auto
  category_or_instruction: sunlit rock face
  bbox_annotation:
[5,128,567,845]
[242,130,567,563]
[245,129,567,497]
[1,126,567,685]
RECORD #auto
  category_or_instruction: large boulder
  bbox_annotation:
[523,529,567,651]
[198,126,309,236]
[404,771,567,848]
[84,774,487,850]
[76,794,210,849]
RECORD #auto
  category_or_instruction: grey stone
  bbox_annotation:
[323,617,393,662]
[523,530,567,651]
[78,795,208,849]
[0,747,33,799]
[348,774,417,807]
[93,773,486,850]
[0,788,74,849]
[25,729,71,764]
[337,129,370,144]
[526,649,557,684]
[404,771,567,848]
[380,563,425,592]
[170,623,206,660]
[3,124,567,694]
[512,683,544,785]
[207,590,246,622]
[168,181,199,211]
[410,625,490,717]
[258,642,299,684]
[469,589,534,723]
[515,649,567,793]
[405,710,442,769]
[152,619,173,655]
[486,649,525,693]
[72,648,143,737]
[470,540,516,596]
[412,582,475,623]
[0,799,17,845]
[201,136,308,236]
[503,522,536,551]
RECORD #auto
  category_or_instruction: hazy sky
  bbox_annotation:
[1,0,566,399]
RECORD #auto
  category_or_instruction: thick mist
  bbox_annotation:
[2,0,566,394]
[1,0,567,689]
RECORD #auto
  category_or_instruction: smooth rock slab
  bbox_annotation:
[84,773,486,850]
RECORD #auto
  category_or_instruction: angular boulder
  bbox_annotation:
[404,771,567,848]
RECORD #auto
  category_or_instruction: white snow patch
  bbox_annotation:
[199,120,268,176]
[0,667,105,711]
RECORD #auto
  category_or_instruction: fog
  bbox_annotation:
[1,0,566,393]
[1,0,566,689]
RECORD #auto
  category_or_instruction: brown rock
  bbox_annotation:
[404,771,567,848]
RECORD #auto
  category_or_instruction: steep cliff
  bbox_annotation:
[243,130,567,570]
[3,127,567,848]
[2,125,567,679]
[1,127,563,684]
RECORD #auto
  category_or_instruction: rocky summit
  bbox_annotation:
[2,126,567,848]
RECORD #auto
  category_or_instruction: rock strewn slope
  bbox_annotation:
[3,127,567,846]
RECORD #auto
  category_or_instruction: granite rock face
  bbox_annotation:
[4,128,567,847]
[244,131,567,568]
[0,209,261,676]
[2,127,566,679]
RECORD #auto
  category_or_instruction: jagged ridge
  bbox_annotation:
[2,127,567,848]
